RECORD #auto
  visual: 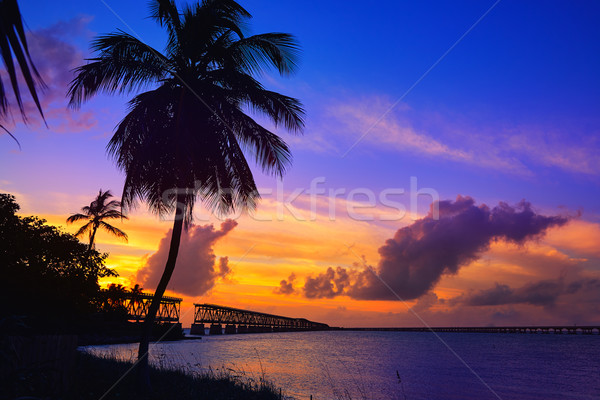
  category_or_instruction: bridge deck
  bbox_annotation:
[336,326,600,334]
[193,303,328,332]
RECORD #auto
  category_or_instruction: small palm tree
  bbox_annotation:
[67,189,128,250]
[130,283,143,296]
[128,283,144,319]
[68,0,304,386]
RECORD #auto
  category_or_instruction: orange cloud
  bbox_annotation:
[544,219,600,257]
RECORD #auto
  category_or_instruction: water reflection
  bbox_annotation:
[83,331,600,400]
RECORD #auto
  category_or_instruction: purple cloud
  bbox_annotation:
[293,196,568,301]
[465,278,600,308]
[274,273,296,295]
[303,267,349,298]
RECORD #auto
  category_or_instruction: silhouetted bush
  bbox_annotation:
[0,193,117,332]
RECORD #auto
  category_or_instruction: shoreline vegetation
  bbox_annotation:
[2,347,284,400]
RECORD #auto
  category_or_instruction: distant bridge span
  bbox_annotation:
[336,326,600,335]
[191,303,329,335]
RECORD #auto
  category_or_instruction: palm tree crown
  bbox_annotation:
[67,189,128,250]
[68,0,305,221]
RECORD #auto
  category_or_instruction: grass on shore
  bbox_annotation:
[6,351,284,400]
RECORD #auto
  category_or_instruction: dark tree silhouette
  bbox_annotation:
[100,283,128,314]
[129,283,144,312]
[0,0,45,146]
[68,0,304,385]
[67,189,128,250]
[0,193,116,320]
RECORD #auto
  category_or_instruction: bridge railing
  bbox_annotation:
[99,292,182,323]
[193,303,328,331]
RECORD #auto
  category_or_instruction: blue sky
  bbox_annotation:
[2,0,600,325]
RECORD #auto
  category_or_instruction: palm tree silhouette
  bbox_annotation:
[67,189,128,250]
[68,0,304,383]
[1,0,46,148]
[130,283,143,296]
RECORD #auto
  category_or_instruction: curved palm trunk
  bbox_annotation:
[137,200,186,389]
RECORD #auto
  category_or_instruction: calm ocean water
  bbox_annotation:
[83,331,600,400]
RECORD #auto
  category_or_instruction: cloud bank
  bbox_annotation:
[291,196,568,301]
[137,220,237,297]
[464,277,600,308]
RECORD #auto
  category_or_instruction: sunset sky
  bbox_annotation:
[2,0,600,328]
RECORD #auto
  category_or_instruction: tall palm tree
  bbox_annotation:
[67,0,304,385]
[0,0,45,146]
[67,189,128,250]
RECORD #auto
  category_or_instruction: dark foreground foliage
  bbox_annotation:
[2,350,282,400]
[0,193,115,323]
[0,193,179,343]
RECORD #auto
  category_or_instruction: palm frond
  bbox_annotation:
[225,33,300,76]
[206,69,304,132]
[68,32,169,107]
[0,123,21,149]
[74,221,92,238]
[103,199,122,210]
[229,108,292,177]
[201,0,251,21]
[243,88,304,133]
[148,0,181,30]
[96,189,112,202]
[99,221,128,242]
[100,209,128,220]
[148,0,181,59]
[0,0,45,120]
[66,213,89,224]
[195,0,251,36]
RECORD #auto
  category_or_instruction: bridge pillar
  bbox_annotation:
[190,323,205,335]
[237,325,248,334]
[224,324,236,334]
[209,324,222,335]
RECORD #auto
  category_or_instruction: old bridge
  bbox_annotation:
[102,292,182,324]
[191,303,329,335]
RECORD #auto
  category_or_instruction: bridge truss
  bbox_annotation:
[193,303,329,331]
[126,293,181,323]
[100,292,182,323]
